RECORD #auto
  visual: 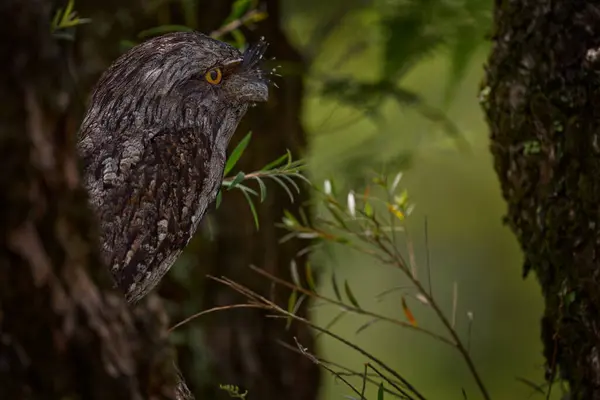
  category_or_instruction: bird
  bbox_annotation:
[77,32,269,304]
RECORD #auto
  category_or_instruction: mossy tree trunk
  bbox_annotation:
[0,0,182,398]
[483,1,600,397]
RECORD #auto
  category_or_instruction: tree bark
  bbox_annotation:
[0,1,181,398]
[483,1,600,398]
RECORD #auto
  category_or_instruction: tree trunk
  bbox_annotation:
[163,1,321,399]
[0,1,181,398]
[483,1,600,398]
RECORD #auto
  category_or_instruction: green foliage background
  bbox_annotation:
[281,1,554,399]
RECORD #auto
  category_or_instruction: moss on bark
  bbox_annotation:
[483,0,600,397]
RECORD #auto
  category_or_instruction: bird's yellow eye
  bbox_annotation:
[205,68,222,85]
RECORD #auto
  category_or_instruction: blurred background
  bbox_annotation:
[292,2,549,398]
[63,0,554,398]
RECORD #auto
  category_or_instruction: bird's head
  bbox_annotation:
[83,32,270,139]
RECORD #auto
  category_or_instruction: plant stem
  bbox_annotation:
[375,240,491,400]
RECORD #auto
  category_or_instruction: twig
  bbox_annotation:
[366,363,416,400]
[292,337,366,400]
[425,217,432,296]
[222,162,306,184]
[282,181,490,399]
[211,9,264,39]
[384,250,490,400]
[247,264,455,346]
[169,304,263,332]
[360,363,368,399]
[452,281,458,329]
[211,275,427,400]
[277,339,407,398]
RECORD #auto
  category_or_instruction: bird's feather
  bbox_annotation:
[78,32,268,303]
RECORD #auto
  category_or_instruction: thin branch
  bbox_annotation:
[425,217,432,296]
[292,337,366,400]
[366,363,416,400]
[452,281,458,329]
[210,275,427,400]
[360,363,368,399]
[277,339,407,398]
[247,264,455,346]
[169,304,264,332]
[210,9,264,39]
[296,189,490,399]
[377,244,491,400]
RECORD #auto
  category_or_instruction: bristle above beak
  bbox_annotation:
[242,36,269,71]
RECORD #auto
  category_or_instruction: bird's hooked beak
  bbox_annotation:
[235,37,270,104]
[223,57,269,104]
[237,77,269,103]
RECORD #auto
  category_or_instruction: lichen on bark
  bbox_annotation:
[483,0,600,397]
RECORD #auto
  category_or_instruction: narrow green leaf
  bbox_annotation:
[72,18,91,27]
[254,177,267,202]
[261,150,291,171]
[316,310,348,340]
[333,236,350,244]
[232,183,258,197]
[282,210,299,227]
[51,8,62,31]
[215,190,223,209]
[290,260,302,288]
[63,0,74,24]
[226,0,253,23]
[331,273,342,301]
[364,201,373,217]
[280,174,300,194]
[292,294,306,316]
[286,290,298,330]
[224,131,252,176]
[227,172,246,190]
[231,29,246,49]
[395,189,409,208]
[279,231,297,244]
[137,25,194,39]
[344,280,361,309]
[378,383,385,400]
[284,149,293,167]
[283,158,305,170]
[326,204,348,229]
[305,262,317,292]
[298,207,309,227]
[291,171,311,185]
[270,176,295,202]
[355,318,381,335]
[241,189,259,230]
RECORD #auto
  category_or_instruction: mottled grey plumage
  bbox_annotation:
[78,32,269,303]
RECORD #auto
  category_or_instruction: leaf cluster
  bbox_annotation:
[51,0,90,40]
[219,132,308,229]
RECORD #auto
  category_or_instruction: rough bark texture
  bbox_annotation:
[160,1,321,399]
[483,1,600,397]
[0,1,180,398]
